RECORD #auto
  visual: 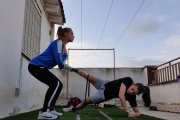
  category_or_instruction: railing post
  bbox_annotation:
[160,69,162,83]
[173,65,175,81]
[157,70,159,84]
[145,66,157,84]
[175,64,177,80]
[170,65,173,81]
[163,68,165,83]
[165,67,168,82]
[154,71,157,84]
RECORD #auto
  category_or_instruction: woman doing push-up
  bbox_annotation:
[63,65,151,118]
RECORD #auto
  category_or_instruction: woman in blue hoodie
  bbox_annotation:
[28,27,74,119]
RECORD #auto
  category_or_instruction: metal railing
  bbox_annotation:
[152,57,180,84]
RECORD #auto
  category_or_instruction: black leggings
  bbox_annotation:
[28,64,63,112]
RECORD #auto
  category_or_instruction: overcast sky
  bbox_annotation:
[55,0,180,68]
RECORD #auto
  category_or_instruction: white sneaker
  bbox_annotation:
[63,106,73,112]
[76,113,81,120]
[37,111,58,119]
[50,110,63,116]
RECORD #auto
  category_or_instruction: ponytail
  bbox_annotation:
[57,26,72,39]
[142,86,151,107]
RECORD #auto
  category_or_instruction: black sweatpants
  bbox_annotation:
[28,64,63,112]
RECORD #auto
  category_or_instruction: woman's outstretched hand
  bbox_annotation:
[128,111,136,118]
[128,111,141,118]
[64,64,79,73]
[64,64,73,71]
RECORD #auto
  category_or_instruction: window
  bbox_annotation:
[22,0,41,60]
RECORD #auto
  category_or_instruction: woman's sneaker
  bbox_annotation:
[63,106,73,112]
[50,110,63,116]
[37,111,58,119]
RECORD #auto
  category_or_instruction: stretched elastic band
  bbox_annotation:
[86,74,89,80]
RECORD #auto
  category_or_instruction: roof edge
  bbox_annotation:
[58,0,66,23]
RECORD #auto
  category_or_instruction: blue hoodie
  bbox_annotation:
[30,39,68,69]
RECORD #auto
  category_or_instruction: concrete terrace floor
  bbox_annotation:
[1,105,164,120]
[138,107,180,120]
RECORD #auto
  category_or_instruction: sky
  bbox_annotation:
[55,0,180,68]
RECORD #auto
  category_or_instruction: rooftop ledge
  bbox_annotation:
[43,0,66,25]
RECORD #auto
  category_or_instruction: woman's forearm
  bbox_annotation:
[119,97,129,112]
[77,70,88,78]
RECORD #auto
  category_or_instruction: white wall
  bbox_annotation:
[16,0,53,117]
[14,58,48,114]
[39,0,52,51]
[0,0,25,118]
[0,0,54,118]
[150,82,180,104]
[67,68,145,100]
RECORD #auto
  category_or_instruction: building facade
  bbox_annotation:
[0,0,65,118]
